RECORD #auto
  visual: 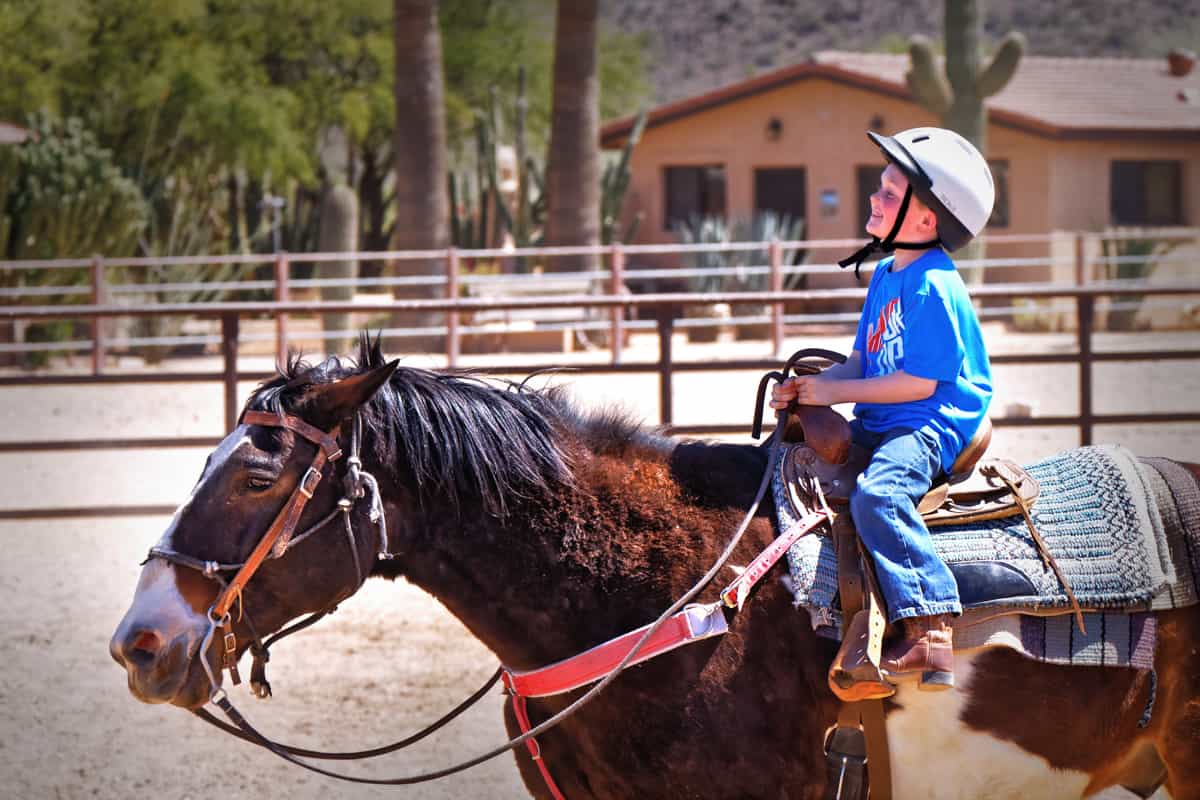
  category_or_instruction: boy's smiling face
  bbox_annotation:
[866,163,938,242]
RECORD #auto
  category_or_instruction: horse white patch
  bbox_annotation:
[133,557,191,618]
[156,429,252,550]
[886,652,1092,800]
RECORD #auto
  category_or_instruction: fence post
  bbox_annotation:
[656,305,676,426]
[768,239,784,357]
[446,247,460,368]
[90,255,105,375]
[610,243,625,364]
[1074,233,1088,286]
[1077,292,1094,447]
[222,313,240,434]
[274,253,289,367]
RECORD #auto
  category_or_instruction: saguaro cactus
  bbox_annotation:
[906,1,1024,282]
[906,2,1024,156]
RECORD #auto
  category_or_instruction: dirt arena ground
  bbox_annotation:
[0,328,1193,798]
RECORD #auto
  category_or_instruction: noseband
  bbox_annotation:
[148,410,385,697]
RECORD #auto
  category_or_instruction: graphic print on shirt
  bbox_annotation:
[865,297,904,374]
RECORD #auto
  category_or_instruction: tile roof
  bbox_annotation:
[601,50,1200,143]
[813,50,1200,133]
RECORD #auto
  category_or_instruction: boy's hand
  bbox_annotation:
[769,375,840,409]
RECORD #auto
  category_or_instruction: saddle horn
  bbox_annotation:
[753,349,853,466]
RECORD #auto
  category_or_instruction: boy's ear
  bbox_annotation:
[918,205,939,235]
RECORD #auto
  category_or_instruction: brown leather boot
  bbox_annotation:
[880,614,955,691]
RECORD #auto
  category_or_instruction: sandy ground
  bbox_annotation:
[0,328,1193,798]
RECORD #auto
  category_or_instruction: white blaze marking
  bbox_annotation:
[156,428,253,550]
[133,557,192,619]
[886,652,1092,800]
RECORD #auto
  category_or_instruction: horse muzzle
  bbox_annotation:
[110,559,220,708]
[109,623,204,704]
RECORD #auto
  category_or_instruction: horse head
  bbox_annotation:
[110,346,397,709]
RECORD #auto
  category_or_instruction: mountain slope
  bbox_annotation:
[603,0,1200,104]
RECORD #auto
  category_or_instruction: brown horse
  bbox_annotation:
[110,339,1200,798]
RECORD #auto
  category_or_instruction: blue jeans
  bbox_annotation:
[848,421,961,622]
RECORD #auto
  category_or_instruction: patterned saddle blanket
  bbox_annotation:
[778,445,1200,667]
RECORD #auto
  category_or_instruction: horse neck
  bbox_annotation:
[382,441,746,672]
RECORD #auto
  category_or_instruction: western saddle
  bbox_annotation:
[754,349,1080,800]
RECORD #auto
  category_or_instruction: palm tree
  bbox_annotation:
[392,0,449,345]
[542,0,600,274]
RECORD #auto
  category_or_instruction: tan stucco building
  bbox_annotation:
[601,51,1200,283]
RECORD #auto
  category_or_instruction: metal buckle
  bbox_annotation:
[223,630,242,686]
[298,466,323,498]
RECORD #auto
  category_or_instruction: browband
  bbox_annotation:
[243,410,342,461]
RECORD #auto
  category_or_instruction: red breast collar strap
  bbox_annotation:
[508,693,567,800]
[499,506,829,798]
[503,602,728,699]
[502,506,828,700]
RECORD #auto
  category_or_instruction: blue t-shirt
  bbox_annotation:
[851,249,992,472]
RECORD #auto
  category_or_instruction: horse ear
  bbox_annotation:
[304,359,399,426]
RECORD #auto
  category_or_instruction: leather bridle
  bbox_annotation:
[148,410,375,697]
[142,403,795,789]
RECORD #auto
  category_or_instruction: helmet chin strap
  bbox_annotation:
[838,185,941,280]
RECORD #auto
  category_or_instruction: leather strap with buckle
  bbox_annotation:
[210,412,342,622]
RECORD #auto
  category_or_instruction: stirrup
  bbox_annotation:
[828,610,895,702]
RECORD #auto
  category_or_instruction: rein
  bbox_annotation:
[157,390,809,789]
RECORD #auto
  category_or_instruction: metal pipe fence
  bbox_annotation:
[1,232,1198,518]
[2,283,1198,430]
[2,230,1197,368]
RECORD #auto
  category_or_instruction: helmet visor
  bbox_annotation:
[867,131,933,195]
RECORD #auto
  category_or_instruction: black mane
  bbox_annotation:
[244,336,667,519]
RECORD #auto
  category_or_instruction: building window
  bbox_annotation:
[664,165,726,230]
[856,165,880,235]
[754,167,806,223]
[858,161,1011,233]
[1111,161,1183,225]
[987,160,1009,229]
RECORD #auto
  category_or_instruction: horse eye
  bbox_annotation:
[246,476,274,491]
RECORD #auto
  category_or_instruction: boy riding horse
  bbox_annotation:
[771,126,995,701]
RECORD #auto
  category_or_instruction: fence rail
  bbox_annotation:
[2,229,1197,368]
[2,281,1200,516]
[2,233,1198,518]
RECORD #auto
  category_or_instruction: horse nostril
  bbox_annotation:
[125,629,164,669]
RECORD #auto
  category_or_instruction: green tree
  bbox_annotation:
[0,0,650,264]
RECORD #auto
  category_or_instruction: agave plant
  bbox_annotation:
[1099,229,1184,331]
[674,211,807,294]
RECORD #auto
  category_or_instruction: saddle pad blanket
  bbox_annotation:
[1141,457,1200,611]
[952,611,1158,670]
[779,444,1176,630]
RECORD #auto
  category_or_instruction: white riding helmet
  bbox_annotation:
[867,127,995,252]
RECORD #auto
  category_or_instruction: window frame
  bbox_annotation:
[663,164,727,231]
[1111,160,1184,226]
